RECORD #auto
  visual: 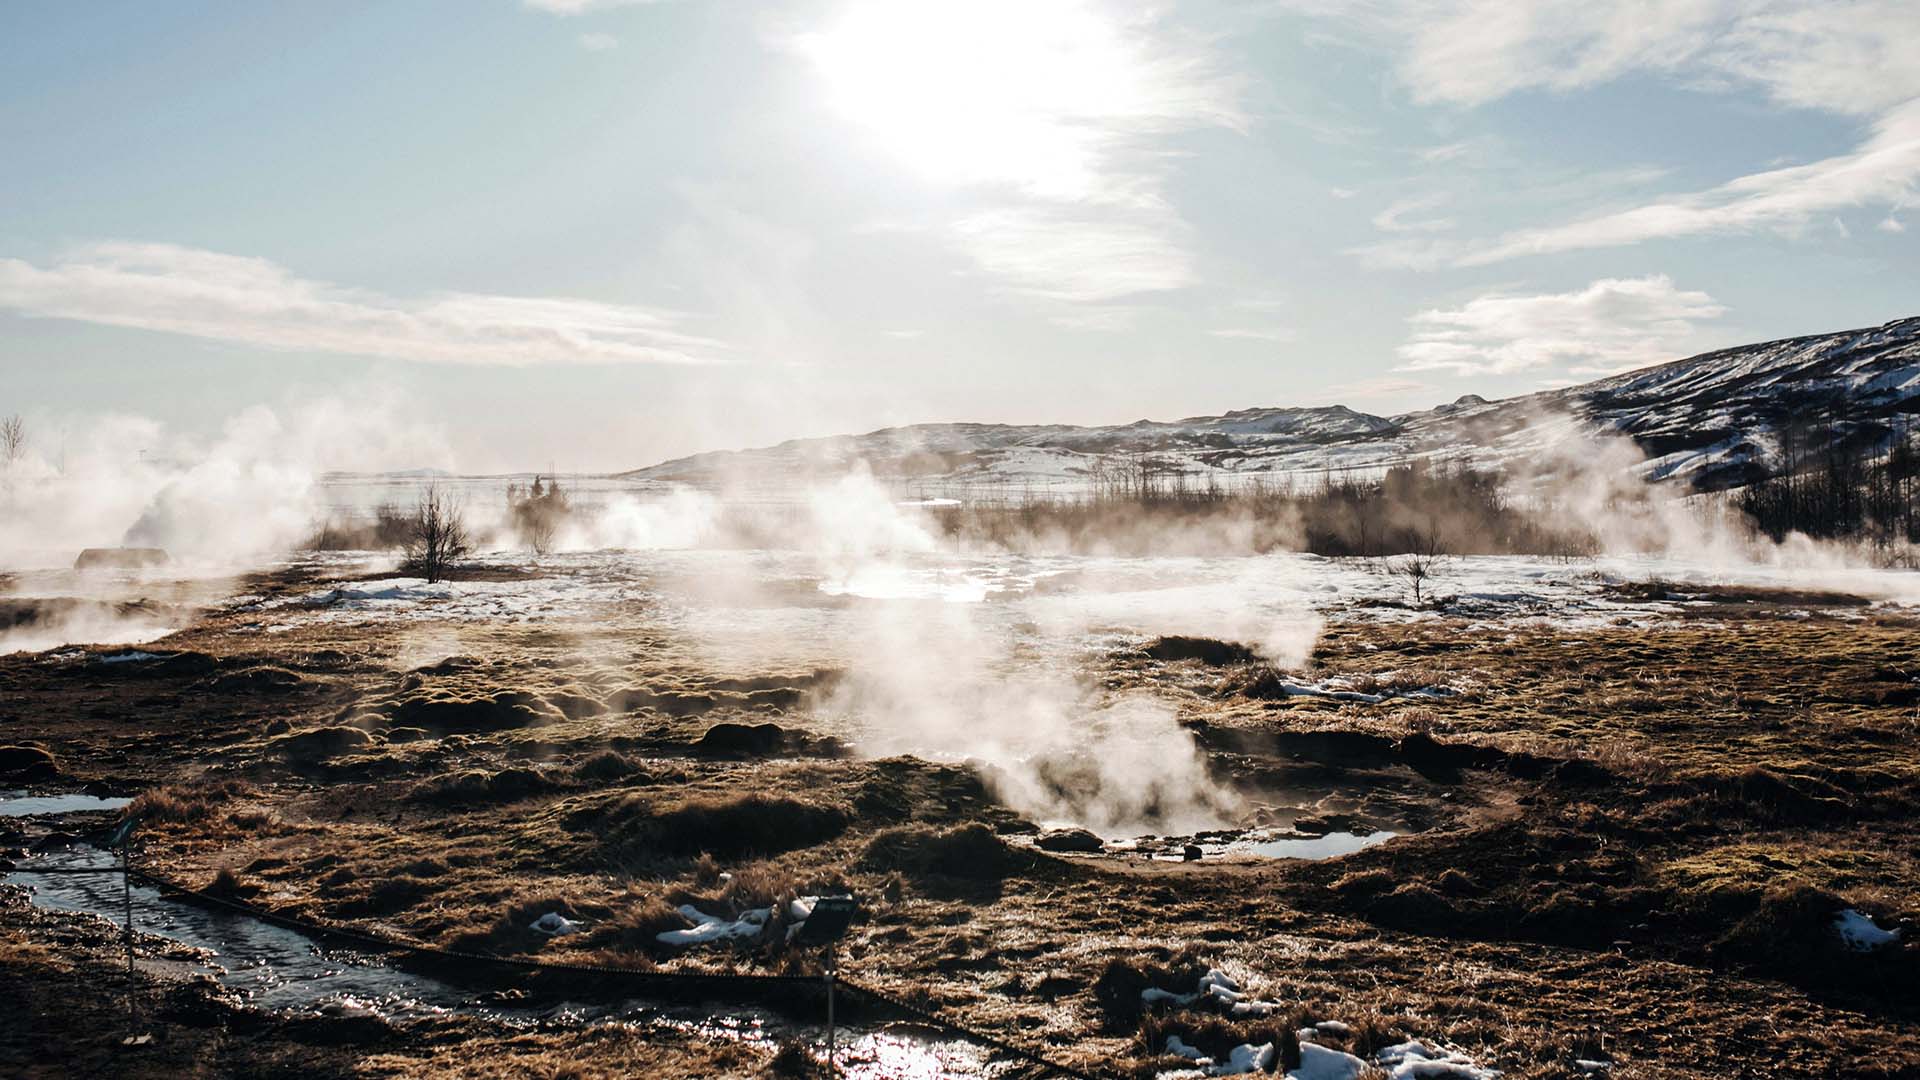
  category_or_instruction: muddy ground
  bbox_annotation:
[2,566,1918,1078]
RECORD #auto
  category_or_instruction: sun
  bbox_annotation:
[798,0,1145,201]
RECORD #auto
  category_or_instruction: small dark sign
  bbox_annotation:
[104,815,139,849]
[793,896,858,946]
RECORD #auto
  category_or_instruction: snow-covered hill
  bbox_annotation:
[623,317,1920,495]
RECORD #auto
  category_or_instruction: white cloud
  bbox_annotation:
[948,206,1196,304]
[1346,236,1458,270]
[1372,192,1455,233]
[1282,2,1920,263]
[1461,100,1920,263]
[578,32,619,51]
[1395,0,1920,116]
[1395,274,1726,376]
[0,243,724,367]
[1329,186,1358,199]
[1417,141,1472,163]
[798,0,1239,316]
[1880,215,1907,233]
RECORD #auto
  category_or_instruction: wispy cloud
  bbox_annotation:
[577,32,619,51]
[1394,0,1920,116]
[1417,141,1473,163]
[948,207,1197,305]
[0,243,724,366]
[1461,100,1920,264]
[1395,274,1726,377]
[1283,1,1920,264]
[1371,192,1455,233]
[1206,327,1296,342]
[1346,236,1458,270]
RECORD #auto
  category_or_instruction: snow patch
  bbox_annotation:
[1375,1040,1499,1079]
[528,911,582,936]
[1835,908,1902,951]
[654,895,828,947]
[1164,1038,1276,1076]
[1142,969,1280,1018]
[655,904,772,946]
[1290,1042,1366,1080]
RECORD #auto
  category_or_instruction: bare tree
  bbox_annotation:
[1,414,23,468]
[0,413,22,505]
[1389,526,1445,607]
[403,484,470,584]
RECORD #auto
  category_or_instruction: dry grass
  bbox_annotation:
[8,584,1920,1079]
[129,779,257,823]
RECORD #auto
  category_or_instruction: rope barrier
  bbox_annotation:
[83,863,1112,1079]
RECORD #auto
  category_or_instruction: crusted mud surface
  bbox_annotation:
[2,564,1918,1078]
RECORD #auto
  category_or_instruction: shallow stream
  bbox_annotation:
[2,809,1008,1078]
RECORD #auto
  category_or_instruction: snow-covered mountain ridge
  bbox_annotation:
[624,317,1920,495]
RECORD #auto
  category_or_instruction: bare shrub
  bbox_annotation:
[508,474,572,555]
[1388,526,1445,606]
[402,483,471,583]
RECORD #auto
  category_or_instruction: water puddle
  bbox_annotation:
[3,842,1010,1075]
[1111,828,1401,862]
[0,793,133,816]
[1238,829,1397,860]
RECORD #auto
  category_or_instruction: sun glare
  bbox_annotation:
[800,0,1148,201]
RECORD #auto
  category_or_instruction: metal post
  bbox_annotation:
[121,840,135,1023]
[824,943,837,1074]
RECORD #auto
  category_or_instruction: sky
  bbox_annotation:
[1,0,1916,473]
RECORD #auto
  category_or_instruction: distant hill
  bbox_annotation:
[621,317,1920,495]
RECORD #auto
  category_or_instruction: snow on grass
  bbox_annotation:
[1141,969,1280,1018]
[655,896,827,948]
[528,911,582,936]
[240,561,650,627]
[1835,908,1903,951]
[1209,1043,1277,1075]
[236,546,1920,643]
[1162,1037,1277,1076]
[656,904,773,947]
[303,579,454,606]
[1290,1042,1365,1080]
[1375,1040,1500,1079]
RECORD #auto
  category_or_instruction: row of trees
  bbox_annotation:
[937,456,1600,561]
[1738,418,1919,556]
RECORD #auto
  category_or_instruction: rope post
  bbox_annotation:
[825,942,837,1074]
[122,840,134,979]
[107,813,146,1046]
